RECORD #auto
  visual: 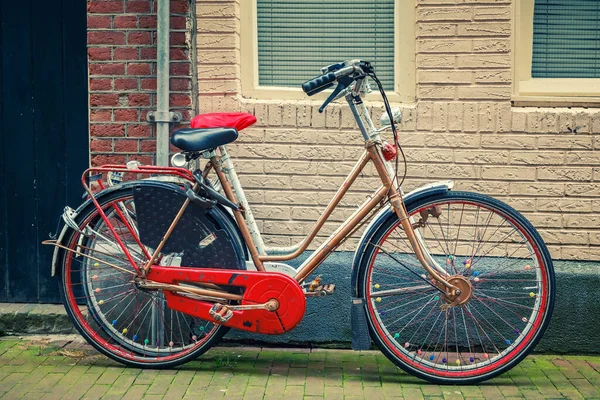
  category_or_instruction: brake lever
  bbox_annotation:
[318,75,355,113]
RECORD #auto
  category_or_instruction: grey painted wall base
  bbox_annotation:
[0,251,597,354]
[226,251,600,354]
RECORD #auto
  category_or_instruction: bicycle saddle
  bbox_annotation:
[170,127,238,152]
[171,112,257,152]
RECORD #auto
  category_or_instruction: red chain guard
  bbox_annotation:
[147,266,306,335]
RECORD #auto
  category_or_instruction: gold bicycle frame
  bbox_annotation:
[213,141,458,293]
[138,88,459,299]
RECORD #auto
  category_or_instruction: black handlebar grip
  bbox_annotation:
[301,72,336,96]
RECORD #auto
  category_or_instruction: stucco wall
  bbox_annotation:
[196,0,600,261]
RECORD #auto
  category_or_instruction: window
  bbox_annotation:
[513,0,600,103]
[240,0,415,102]
[532,1,600,78]
[257,0,394,90]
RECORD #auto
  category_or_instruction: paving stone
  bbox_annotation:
[0,337,597,399]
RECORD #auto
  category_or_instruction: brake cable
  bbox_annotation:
[366,72,408,191]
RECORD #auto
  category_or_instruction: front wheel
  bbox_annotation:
[358,191,555,384]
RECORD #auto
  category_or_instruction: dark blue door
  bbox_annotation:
[0,0,89,302]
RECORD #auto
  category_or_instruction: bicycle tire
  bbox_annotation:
[358,191,555,384]
[57,183,245,368]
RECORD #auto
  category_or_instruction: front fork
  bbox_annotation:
[350,89,461,297]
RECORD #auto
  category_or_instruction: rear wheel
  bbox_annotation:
[358,191,555,384]
[57,184,243,368]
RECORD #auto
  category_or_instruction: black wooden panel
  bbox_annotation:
[2,0,39,302]
[0,0,88,303]
[0,0,7,301]
[33,0,68,302]
[63,0,90,210]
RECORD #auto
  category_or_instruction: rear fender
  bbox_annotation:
[50,180,245,276]
[50,181,146,276]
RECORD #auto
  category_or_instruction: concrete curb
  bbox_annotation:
[0,303,75,335]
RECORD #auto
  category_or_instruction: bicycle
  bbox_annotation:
[44,59,555,384]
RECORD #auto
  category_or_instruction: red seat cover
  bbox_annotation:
[190,112,257,132]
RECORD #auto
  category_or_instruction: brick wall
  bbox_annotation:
[87,0,196,167]
[195,0,600,261]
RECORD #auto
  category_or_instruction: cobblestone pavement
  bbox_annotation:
[0,336,599,399]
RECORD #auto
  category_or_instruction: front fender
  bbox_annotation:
[350,180,453,297]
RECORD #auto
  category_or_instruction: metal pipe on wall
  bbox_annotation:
[155,0,170,166]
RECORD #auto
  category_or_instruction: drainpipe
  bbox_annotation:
[147,0,181,166]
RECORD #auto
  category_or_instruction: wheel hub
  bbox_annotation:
[442,276,473,306]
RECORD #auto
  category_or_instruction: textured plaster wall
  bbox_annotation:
[196,0,600,261]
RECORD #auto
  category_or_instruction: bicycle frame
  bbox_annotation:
[46,85,460,305]
[206,91,459,293]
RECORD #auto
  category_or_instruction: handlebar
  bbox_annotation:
[301,64,361,96]
[301,72,337,96]
[301,61,374,112]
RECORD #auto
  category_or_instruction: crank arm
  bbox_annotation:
[227,299,279,311]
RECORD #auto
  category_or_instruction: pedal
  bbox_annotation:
[303,276,336,297]
[209,303,233,323]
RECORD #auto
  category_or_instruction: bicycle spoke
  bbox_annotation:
[364,194,552,381]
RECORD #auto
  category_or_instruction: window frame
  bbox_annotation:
[513,0,600,105]
[239,0,415,103]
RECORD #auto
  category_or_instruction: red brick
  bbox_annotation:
[91,154,127,166]
[170,49,187,61]
[113,47,139,60]
[128,63,151,75]
[90,139,113,152]
[90,109,112,122]
[170,32,186,46]
[126,1,150,13]
[89,63,126,75]
[170,93,191,107]
[88,47,111,61]
[170,0,189,14]
[89,78,112,91]
[178,110,191,121]
[138,15,157,29]
[90,123,126,138]
[87,15,111,29]
[88,1,124,14]
[127,124,152,138]
[128,93,151,106]
[170,78,190,91]
[114,78,138,90]
[114,15,138,29]
[114,109,139,122]
[170,62,190,76]
[140,48,157,60]
[128,31,152,45]
[141,78,157,90]
[170,16,187,30]
[115,139,139,152]
[140,140,156,152]
[90,93,119,107]
[128,155,154,165]
[88,31,125,45]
